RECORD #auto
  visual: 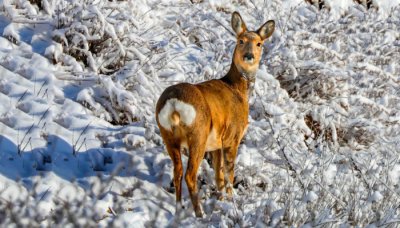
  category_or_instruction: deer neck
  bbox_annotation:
[221,61,257,98]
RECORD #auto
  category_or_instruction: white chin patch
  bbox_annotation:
[244,59,254,64]
[158,98,196,131]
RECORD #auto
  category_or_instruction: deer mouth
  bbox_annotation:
[243,53,255,64]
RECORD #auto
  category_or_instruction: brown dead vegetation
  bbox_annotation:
[353,0,375,10]
[305,0,325,10]
[304,114,374,149]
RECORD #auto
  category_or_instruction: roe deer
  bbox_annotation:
[155,12,275,217]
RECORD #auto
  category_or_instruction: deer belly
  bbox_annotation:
[204,128,221,151]
[179,128,222,153]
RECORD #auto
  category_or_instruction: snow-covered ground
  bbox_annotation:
[0,0,399,226]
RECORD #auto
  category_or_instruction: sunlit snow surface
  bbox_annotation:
[0,0,399,226]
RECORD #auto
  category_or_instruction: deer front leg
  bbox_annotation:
[223,145,239,198]
[211,149,225,200]
[185,141,206,217]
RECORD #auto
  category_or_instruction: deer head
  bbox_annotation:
[231,12,275,80]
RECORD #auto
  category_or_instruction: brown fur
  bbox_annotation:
[155,12,274,217]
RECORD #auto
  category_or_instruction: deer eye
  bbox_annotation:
[239,40,244,45]
[257,43,262,47]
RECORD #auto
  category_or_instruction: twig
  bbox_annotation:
[308,173,347,208]
[210,15,235,37]
[20,137,32,153]
[36,80,47,96]
[350,156,400,199]
[348,156,371,190]
[256,92,305,189]
[282,1,304,34]
[18,124,35,155]
[17,89,28,103]
[73,121,92,155]
[75,138,86,153]
[41,89,48,99]
[379,219,400,227]
[55,76,98,82]
[11,19,53,24]
[39,187,51,201]
[37,107,50,126]
[107,206,117,216]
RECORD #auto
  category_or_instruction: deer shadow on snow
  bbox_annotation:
[0,134,161,189]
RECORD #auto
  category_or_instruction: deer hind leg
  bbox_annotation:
[185,138,207,217]
[223,144,239,198]
[211,149,225,199]
[165,143,184,211]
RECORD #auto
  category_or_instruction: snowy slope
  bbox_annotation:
[0,36,175,225]
[1,0,400,227]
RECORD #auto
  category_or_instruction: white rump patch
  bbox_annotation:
[158,98,196,131]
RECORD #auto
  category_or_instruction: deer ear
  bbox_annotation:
[231,12,247,36]
[257,20,275,40]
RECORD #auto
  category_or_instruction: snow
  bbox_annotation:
[0,0,400,227]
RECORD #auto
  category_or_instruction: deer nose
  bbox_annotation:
[243,53,254,62]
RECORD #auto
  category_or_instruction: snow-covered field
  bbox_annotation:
[0,0,399,226]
